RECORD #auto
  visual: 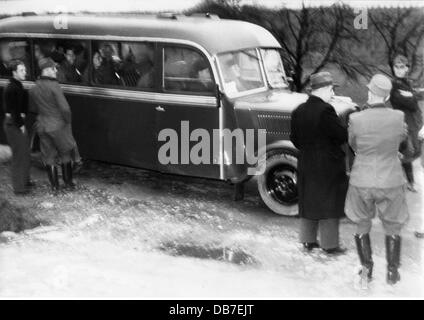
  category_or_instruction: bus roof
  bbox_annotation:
[0,15,281,55]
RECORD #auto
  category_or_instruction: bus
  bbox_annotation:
[0,14,356,215]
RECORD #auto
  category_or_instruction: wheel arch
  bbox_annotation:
[259,140,299,159]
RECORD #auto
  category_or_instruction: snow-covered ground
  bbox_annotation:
[0,157,423,298]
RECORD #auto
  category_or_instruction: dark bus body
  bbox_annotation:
[0,14,356,215]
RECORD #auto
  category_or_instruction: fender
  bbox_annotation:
[258,140,298,159]
[228,139,298,184]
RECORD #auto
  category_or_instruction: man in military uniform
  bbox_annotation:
[28,57,76,193]
[346,74,409,286]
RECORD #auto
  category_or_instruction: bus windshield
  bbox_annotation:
[261,48,289,89]
[217,49,265,95]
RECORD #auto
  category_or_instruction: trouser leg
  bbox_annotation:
[39,132,60,192]
[378,186,409,236]
[4,124,28,192]
[299,218,318,243]
[22,133,31,185]
[45,164,59,192]
[61,161,75,189]
[318,218,339,250]
[71,145,82,163]
[402,162,414,184]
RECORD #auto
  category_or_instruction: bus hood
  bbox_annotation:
[234,89,308,113]
[234,89,358,115]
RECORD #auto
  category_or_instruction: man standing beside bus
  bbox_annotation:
[345,74,408,286]
[290,71,348,255]
[28,57,76,193]
[2,60,33,195]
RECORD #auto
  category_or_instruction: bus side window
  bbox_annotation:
[119,42,155,89]
[163,46,214,94]
[91,41,121,86]
[0,39,32,79]
[34,39,88,84]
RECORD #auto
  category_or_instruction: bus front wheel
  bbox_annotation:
[257,152,299,216]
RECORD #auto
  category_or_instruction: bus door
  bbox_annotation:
[156,44,220,179]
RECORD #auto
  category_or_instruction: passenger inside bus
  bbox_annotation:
[164,46,213,93]
[57,47,83,83]
[0,40,31,78]
[89,50,119,86]
[135,45,155,89]
[223,57,249,93]
[187,58,213,92]
[117,43,155,89]
[95,43,121,86]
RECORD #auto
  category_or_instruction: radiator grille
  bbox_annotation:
[257,114,291,136]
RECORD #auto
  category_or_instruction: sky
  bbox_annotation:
[1,0,423,15]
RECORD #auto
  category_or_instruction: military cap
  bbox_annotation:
[38,57,57,71]
[367,74,392,98]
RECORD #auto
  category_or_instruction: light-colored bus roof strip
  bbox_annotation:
[0,15,281,55]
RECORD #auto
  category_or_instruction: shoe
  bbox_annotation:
[72,160,83,174]
[61,161,76,190]
[407,183,417,193]
[386,235,401,285]
[45,165,60,194]
[13,189,30,196]
[354,234,373,281]
[302,242,320,251]
[415,231,424,239]
[323,246,347,255]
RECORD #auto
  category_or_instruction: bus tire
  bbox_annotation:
[257,152,299,216]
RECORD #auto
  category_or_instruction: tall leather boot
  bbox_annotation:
[354,234,373,282]
[386,235,401,285]
[45,165,59,194]
[61,162,76,190]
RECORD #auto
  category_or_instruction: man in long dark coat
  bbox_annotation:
[290,71,348,255]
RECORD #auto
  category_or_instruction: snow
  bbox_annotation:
[0,159,423,298]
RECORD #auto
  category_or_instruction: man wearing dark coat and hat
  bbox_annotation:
[290,71,348,255]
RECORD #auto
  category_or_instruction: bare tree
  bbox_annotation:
[188,1,423,92]
[189,1,368,92]
[265,4,369,91]
[369,7,424,73]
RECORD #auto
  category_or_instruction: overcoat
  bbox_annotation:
[290,95,348,220]
[28,76,74,163]
[2,77,31,192]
